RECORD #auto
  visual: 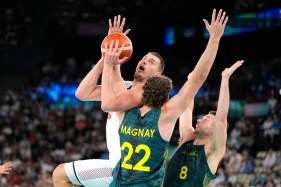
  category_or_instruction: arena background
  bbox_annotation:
[0,0,281,186]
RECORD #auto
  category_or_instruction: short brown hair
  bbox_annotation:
[150,52,165,74]
[142,75,172,108]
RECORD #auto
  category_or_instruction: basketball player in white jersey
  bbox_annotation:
[52,15,165,187]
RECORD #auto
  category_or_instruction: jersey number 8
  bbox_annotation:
[179,166,188,179]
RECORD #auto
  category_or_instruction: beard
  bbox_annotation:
[134,72,145,82]
[193,129,208,139]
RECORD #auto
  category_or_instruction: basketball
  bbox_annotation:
[101,33,133,64]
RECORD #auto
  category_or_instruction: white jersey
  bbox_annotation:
[65,81,133,187]
[106,111,121,161]
[106,81,133,161]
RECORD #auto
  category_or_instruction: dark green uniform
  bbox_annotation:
[110,107,169,187]
[163,140,215,187]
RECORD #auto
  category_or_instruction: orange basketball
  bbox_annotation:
[101,33,133,64]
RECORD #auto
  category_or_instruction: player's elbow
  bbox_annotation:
[75,90,85,101]
[101,102,110,112]
[75,89,101,101]
[101,101,117,112]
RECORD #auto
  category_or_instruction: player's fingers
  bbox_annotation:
[120,17,126,32]
[113,16,117,27]
[216,9,222,23]
[117,15,121,27]
[114,40,119,53]
[124,29,131,35]
[211,9,216,24]
[219,11,226,24]
[109,40,115,52]
[202,19,209,29]
[119,57,128,64]
[108,19,112,31]
[223,16,229,26]
[117,43,124,56]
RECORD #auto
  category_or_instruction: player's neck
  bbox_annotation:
[140,105,152,117]
[132,80,144,88]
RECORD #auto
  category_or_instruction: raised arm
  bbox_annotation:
[178,99,194,145]
[178,72,195,145]
[212,60,244,158]
[75,58,104,101]
[164,9,228,120]
[75,15,130,101]
[107,15,133,97]
[101,40,143,112]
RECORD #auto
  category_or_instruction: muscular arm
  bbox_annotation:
[75,59,124,101]
[164,9,228,121]
[101,63,142,112]
[178,71,195,145]
[212,60,243,159]
[101,42,143,112]
[75,58,104,101]
[75,15,130,101]
[178,99,194,145]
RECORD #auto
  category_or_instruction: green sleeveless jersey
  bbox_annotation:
[111,107,169,186]
[163,140,215,187]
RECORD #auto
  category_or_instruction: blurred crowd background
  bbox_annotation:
[0,0,281,186]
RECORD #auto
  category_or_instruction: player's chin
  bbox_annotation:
[134,73,144,80]
[193,130,201,136]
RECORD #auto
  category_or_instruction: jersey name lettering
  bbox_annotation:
[120,125,155,138]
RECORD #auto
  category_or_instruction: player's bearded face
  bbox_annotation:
[193,115,214,138]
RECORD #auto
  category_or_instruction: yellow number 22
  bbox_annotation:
[121,142,151,172]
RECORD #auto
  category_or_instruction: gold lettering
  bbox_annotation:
[150,129,155,137]
[126,127,131,135]
[119,126,156,138]
[138,128,144,137]
[121,126,127,134]
[132,128,138,136]
[188,151,198,156]
[144,129,150,137]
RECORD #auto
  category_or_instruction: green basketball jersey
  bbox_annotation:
[111,107,169,187]
[163,140,215,187]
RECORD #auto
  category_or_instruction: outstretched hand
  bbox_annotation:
[0,162,12,175]
[222,60,244,79]
[104,40,128,65]
[108,15,131,35]
[203,9,228,41]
